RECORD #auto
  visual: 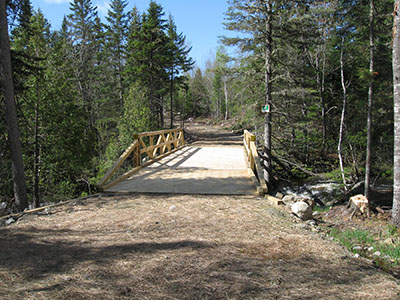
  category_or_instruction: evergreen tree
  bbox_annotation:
[189,68,210,117]
[105,0,129,110]
[126,1,170,127]
[66,0,99,129]
[166,15,194,128]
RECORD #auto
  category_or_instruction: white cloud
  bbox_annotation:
[96,0,110,15]
[44,0,69,4]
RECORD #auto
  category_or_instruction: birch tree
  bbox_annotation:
[392,0,400,226]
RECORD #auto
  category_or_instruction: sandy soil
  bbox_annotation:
[1,193,399,300]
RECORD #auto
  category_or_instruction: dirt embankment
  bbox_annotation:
[1,194,399,300]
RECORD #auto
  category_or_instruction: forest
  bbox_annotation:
[0,0,398,219]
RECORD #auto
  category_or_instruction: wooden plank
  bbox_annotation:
[247,168,263,196]
[97,140,139,187]
[153,135,163,157]
[250,142,268,194]
[138,128,180,137]
[265,195,283,206]
[103,145,185,190]
[165,133,172,151]
[178,130,184,146]
[139,136,153,159]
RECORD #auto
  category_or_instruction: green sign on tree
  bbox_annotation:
[261,104,270,113]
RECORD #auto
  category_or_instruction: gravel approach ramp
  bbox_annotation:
[105,145,257,195]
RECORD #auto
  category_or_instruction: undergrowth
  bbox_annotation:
[328,227,400,273]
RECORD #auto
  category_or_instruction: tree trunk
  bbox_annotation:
[224,77,228,121]
[338,39,348,192]
[365,0,374,200]
[263,0,272,189]
[170,72,174,129]
[392,0,400,226]
[34,87,40,208]
[0,0,29,211]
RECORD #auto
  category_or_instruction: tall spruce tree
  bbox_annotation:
[66,0,98,130]
[167,14,194,128]
[127,1,169,127]
[105,0,129,111]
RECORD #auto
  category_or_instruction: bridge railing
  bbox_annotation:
[97,128,184,190]
[243,130,268,195]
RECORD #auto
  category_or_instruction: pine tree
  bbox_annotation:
[66,0,99,129]
[189,68,210,117]
[166,14,194,128]
[105,0,129,110]
[127,1,170,127]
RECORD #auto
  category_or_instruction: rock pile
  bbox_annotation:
[282,194,315,221]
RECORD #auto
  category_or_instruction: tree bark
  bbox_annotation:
[338,38,348,192]
[0,0,29,211]
[170,70,174,129]
[392,0,400,226]
[263,0,272,190]
[365,0,374,200]
[224,77,228,121]
[34,83,41,208]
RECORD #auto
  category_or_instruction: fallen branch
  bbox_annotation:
[274,155,324,178]
[0,193,101,221]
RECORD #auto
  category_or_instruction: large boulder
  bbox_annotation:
[282,195,315,210]
[291,201,313,221]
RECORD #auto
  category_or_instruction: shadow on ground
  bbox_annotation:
[1,226,396,300]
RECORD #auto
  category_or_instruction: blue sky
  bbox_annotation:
[30,0,231,69]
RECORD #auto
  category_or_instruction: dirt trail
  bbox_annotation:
[0,123,399,299]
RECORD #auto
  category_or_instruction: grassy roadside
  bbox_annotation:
[317,206,400,277]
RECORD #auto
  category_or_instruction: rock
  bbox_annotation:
[354,253,360,258]
[303,198,316,209]
[373,251,381,257]
[283,194,314,210]
[312,211,319,217]
[169,205,176,211]
[275,192,283,199]
[291,202,312,220]
[5,218,15,226]
[352,246,362,251]
[282,195,296,207]
[367,246,374,252]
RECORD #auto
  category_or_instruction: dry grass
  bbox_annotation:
[0,194,399,299]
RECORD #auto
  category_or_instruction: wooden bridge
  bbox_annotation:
[97,127,268,195]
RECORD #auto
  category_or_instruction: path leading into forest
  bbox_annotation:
[106,121,256,195]
[0,121,399,300]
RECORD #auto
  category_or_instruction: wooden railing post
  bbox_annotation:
[243,130,268,195]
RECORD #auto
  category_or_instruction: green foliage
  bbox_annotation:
[329,227,400,268]
[119,84,152,147]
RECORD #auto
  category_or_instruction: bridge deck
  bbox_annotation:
[105,145,257,195]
